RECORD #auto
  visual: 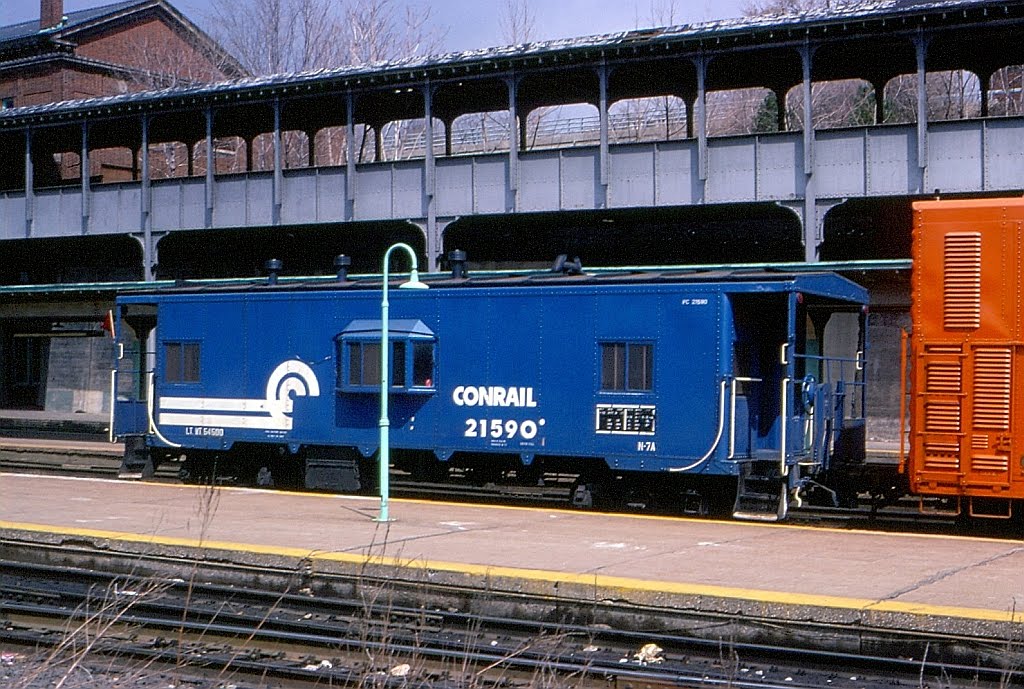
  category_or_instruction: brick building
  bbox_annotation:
[0,0,244,413]
[0,0,245,110]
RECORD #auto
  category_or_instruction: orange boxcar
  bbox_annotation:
[906,197,1024,517]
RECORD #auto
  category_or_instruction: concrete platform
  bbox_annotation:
[1,473,1022,640]
[0,436,121,454]
[0,409,108,439]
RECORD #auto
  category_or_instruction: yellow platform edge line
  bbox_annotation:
[1,520,1019,624]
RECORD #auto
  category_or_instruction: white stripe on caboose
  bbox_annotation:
[158,412,293,431]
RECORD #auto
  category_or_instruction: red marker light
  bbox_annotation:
[100,310,114,337]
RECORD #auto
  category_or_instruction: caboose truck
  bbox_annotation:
[111,262,868,521]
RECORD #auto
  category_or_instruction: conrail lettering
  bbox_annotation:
[452,385,537,407]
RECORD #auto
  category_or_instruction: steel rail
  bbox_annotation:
[1,558,1019,689]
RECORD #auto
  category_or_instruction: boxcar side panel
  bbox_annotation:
[910,198,1024,502]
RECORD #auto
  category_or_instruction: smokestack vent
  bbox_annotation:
[334,254,352,282]
[40,0,64,29]
[265,258,283,285]
[449,250,467,279]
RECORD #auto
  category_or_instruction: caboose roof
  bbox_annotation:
[110,265,869,305]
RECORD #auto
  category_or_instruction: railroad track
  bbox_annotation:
[0,440,972,535]
[1,549,1019,689]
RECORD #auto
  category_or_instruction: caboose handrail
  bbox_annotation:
[146,372,182,449]
[791,352,862,364]
[108,370,116,444]
[789,350,867,421]
[669,378,727,473]
[780,377,790,476]
[899,328,909,474]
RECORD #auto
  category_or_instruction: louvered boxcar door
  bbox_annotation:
[911,199,1024,500]
[963,345,1014,492]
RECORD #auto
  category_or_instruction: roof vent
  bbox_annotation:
[449,249,468,279]
[551,254,582,275]
[265,258,283,285]
[334,254,352,282]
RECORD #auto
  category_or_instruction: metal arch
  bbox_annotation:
[776,198,844,260]
[436,216,462,268]
[401,219,432,268]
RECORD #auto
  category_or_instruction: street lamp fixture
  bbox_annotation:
[377,242,428,522]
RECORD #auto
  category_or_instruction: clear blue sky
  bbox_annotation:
[1,0,748,53]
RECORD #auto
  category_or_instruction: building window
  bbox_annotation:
[165,342,200,383]
[600,342,653,392]
[0,97,13,110]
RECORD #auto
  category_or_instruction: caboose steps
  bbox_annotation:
[733,461,787,521]
[117,435,154,480]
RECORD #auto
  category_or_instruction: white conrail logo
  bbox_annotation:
[158,360,320,431]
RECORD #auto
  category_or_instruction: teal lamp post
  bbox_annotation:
[377,242,428,522]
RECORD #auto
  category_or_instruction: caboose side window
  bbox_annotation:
[337,319,436,393]
[600,342,653,392]
[628,343,653,390]
[344,341,434,389]
[602,343,625,390]
[393,341,407,387]
[347,341,381,386]
[165,342,200,383]
[413,341,434,387]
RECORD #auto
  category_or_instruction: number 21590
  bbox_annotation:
[464,418,545,440]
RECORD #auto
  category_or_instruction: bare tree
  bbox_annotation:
[643,0,680,26]
[742,0,840,14]
[989,65,1024,117]
[342,0,447,161]
[97,33,247,182]
[206,0,347,76]
[499,0,537,46]
[344,0,445,66]
[609,0,687,144]
[201,0,446,165]
[462,0,543,154]
[882,71,981,124]
[741,0,983,131]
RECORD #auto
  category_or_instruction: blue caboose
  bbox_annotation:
[112,264,867,520]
